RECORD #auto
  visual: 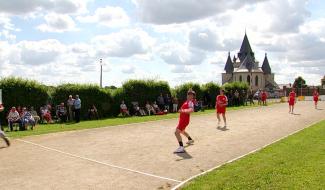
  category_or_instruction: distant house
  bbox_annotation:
[222,33,279,92]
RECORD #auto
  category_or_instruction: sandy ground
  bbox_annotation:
[0,101,324,190]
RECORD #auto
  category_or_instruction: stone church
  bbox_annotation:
[222,33,279,91]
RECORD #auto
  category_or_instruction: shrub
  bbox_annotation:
[51,84,112,119]
[201,82,221,107]
[0,77,49,125]
[174,82,202,103]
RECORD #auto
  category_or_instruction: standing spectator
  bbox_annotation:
[172,97,179,113]
[67,95,75,121]
[247,89,255,105]
[7,107,22,131]
[120,101,130,116]
[164,94,172,112]
[234,90,240,106]
[21,107,35,130]
[74,95,81,123]
[88,105,99,120]
[56,103,67,122]
[0,104,10,146]
[241,90,247,106]
[157,93,165,111]
[261,90,268,106]
[257,89,262,105]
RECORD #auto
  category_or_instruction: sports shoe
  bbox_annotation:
[4,137,10,147]
[186,140,194,145]
[174,146,185,153]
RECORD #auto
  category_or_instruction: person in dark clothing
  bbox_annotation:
[157,93,165,110]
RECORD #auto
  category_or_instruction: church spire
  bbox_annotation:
[238,32,254,62]
[224,52,234,74]
[262,53,272,74]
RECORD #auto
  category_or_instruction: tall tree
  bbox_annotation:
[293,76,307,88]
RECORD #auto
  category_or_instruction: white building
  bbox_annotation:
[222,33,279,91]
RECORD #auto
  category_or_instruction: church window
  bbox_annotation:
[255,76,259,86]
[239,75,242,82]
[247,75,250,85]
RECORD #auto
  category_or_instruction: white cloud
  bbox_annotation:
[91,28,155,57]
[0,0,89,15]
[121,65,136,74]
[159,42,207,65]
[37,13,77,33]
[134,0,267,24]
[170,65,192,73]
[77,6,129,28]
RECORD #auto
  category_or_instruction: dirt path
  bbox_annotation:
[0,101,324,190]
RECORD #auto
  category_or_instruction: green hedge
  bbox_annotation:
[51,84,112,119]
[0,77,49,125]
[174,82,203,103]
[202,82,221,107]
[223,82,249,93]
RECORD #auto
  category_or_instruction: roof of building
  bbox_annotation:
[238,33,255,61]
[262,53,272,74]
[238,53,256,71]
[224,52,234,74]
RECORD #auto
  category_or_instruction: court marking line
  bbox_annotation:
[16,139,182,183]
[171,118,324,190]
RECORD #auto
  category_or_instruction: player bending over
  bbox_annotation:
[174,89,195,153]
[216,89,228,128]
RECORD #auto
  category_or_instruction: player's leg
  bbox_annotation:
[216,112,221,126]
[0,130,10,147]
[222,113,227,127]
[174,128,185,153]
[181,131,194,144]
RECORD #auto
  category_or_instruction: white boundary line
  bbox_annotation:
[16,139,182,183]
[171,119,324,190]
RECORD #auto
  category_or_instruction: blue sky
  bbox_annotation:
[0,0,325,87]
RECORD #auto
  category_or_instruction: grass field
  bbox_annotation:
[5,102,275,138]
[182,120,325,190]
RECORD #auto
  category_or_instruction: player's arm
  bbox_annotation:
[0,105,4,112]
[224,96,228,106]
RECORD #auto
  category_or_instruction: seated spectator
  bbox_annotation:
[30,106,40,124]
[56,103,67,123]
[21,107,35,130]
[120,101,130,116]
[145,101,156,116]
[132,102,146,116]
[88,104,99,120]
[7,107,22,131]
[152,101,160,113]
[40,105,53,124]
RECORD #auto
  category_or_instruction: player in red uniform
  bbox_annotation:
[216,89,228,128]
[288,88,297,114]
[261,90,267,106]
[313,89,319,109]
[174,89,195,153]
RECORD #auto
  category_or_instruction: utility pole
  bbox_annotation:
[100,58,103,88]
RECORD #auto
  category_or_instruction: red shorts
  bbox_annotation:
[216,107,226,114]
[289,100,295,106]
[314,97,318,102]
[177,120,189,131]
[262,97,266,101]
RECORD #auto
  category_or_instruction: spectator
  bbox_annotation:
[157,93,165,110]
[152,101,160,113]
[30,106,40,124]
[145,101,155,115]
[88,105,99,120]
[7,107,22,131]
[67,95,75,121]
[172,97,179,113]
[40,105,53,124]
[56,103,67,122]
[120,101,130,116]
[247,89,254,105]
[74,95,81,123]
[21,107,35,130]
[132,102,146,116]
[17,106,22,116]
[164,94,172,112]
[234,90,240,106]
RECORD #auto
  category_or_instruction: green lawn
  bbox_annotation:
[6,102,276,138]
[182,120,325,190]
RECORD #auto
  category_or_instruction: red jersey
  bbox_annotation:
[216,95,228,108]
[313,91,319,102]
[261,92,267,100]
[177,100,194,131]
[289,91,296,101]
